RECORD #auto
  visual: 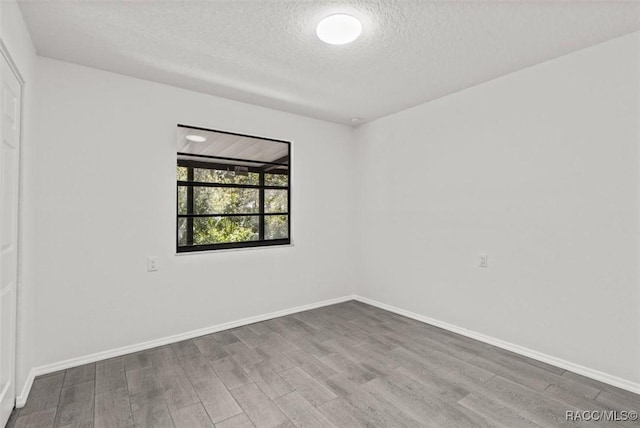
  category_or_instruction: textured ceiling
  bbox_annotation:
[18,1,640,125]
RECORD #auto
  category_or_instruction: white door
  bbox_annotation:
[0,54,21,427]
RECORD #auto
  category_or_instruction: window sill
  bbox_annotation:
[174,242,295,256]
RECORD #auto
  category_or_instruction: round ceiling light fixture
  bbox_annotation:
[185,135,207,143]
[316,14,362,45]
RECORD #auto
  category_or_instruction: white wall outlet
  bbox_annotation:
[147,256,159,272]
[479,253,488,268]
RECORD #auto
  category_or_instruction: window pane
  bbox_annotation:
[265,172,288,187]
[179,187,259,214]
[193,168,259,185]
[193,216,259,245]
[265,215,288,240]
[177,217,187,246]
[177,186,188,215]
[177,166,188,181]
[265,189,287,213]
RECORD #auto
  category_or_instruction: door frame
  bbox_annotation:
[0,36,26,414]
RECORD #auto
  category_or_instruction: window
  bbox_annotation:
[177,124,290,252]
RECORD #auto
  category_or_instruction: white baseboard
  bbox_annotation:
[15,294,356,407]
[16,292,639,408]
[15,369,35,407]
[354,295,640,396]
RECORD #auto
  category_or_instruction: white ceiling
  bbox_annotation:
[18,1,640,126]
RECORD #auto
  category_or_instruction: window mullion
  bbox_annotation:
[186,167,194,245]
[259,172,265,240]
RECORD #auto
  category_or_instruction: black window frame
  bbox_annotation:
[176,124,291,252]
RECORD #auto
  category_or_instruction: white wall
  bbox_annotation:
[0,0,38,401]
[355,32,640,384]
[31,57,356,368]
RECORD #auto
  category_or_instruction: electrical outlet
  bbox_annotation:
[147,256,159,272]
[479,253,488,268]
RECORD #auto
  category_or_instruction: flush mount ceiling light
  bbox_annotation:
[185,135,206,143]
[316,14,362,45]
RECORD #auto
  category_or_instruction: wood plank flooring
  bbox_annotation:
[7,301,640,427]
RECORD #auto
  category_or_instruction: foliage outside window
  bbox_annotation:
[177,125,290,252]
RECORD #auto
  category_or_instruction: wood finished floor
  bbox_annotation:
[7,300,640,428]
